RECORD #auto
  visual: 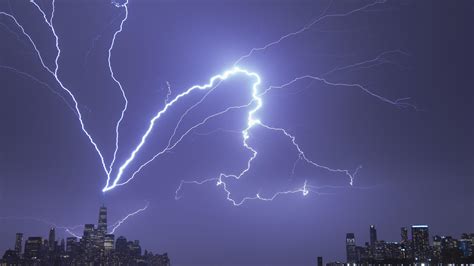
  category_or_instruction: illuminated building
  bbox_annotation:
[370,225,377,247]
[459,233,473,257]
[24,237,43,259]
[59,239,65,253]
[115,236,128,256]
[66,237,78,256]
[98,205,107,235]
[401,227,408,243]
[104,234,115,254]
[48,227,55,252]
[432,235,442,260]
[346,233,357,263]
[411,225,430,261]
[14,233,23,255]
[128,240,142,257]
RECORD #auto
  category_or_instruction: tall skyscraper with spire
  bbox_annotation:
[48,228,56,251]
[98,205,107,235]
[14,233,23,254]
[370,225,377,247]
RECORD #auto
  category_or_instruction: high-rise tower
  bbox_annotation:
[48,228,56,251]
[411,225,429,261]
[346,233,357,263]
[401,227,408,243]
[14,233,23,254]
[98,205,107,235]
[369,225,377,247]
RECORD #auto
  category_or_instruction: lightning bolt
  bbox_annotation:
[320,49,410,78]
[233,0,387,66]
[175,179,311,206]
[162,1,415,205]
[176,178,375,206]
[192,128,241,137]
[0,216,82,239]
[63,225,83,239]
[102,67,260,191]
[0,0,130,187]
[0,202,149,238]
[0,19,29,48]
[0,0,415,207]
[1,3,110,179]
[109,201,149,234]
[222,180,311,206]
[110,59,402,204]
[106,0,129,180]
[164,81,172,104]
[84,8,127,68]
[0,65,77,114]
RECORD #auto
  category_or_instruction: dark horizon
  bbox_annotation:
[0,0,473,265]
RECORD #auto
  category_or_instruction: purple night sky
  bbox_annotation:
[0,0,473,265]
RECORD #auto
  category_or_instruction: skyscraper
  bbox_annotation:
[104,234,115,254]
[317,256,323,266]
[411,225,430,261]
[346,233,357,263]
[459,233,473,257]
[84,224,95,235]
[98,205,107,235]
[116,236,128,256]
[82,224,96,256]
[24,237,43,259]
[59,239,65,253]
[370,225,377,247]
[66,237,78,256]
[48,228,55,251]
[14,233,23,254]
[432,235,442,260]
[130,240,142,257]
[401,227,408,243]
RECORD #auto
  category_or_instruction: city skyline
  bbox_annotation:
[342,224,473,264]
[4,221,473,265]
[1,205,170,265]
[0,0,472,264]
